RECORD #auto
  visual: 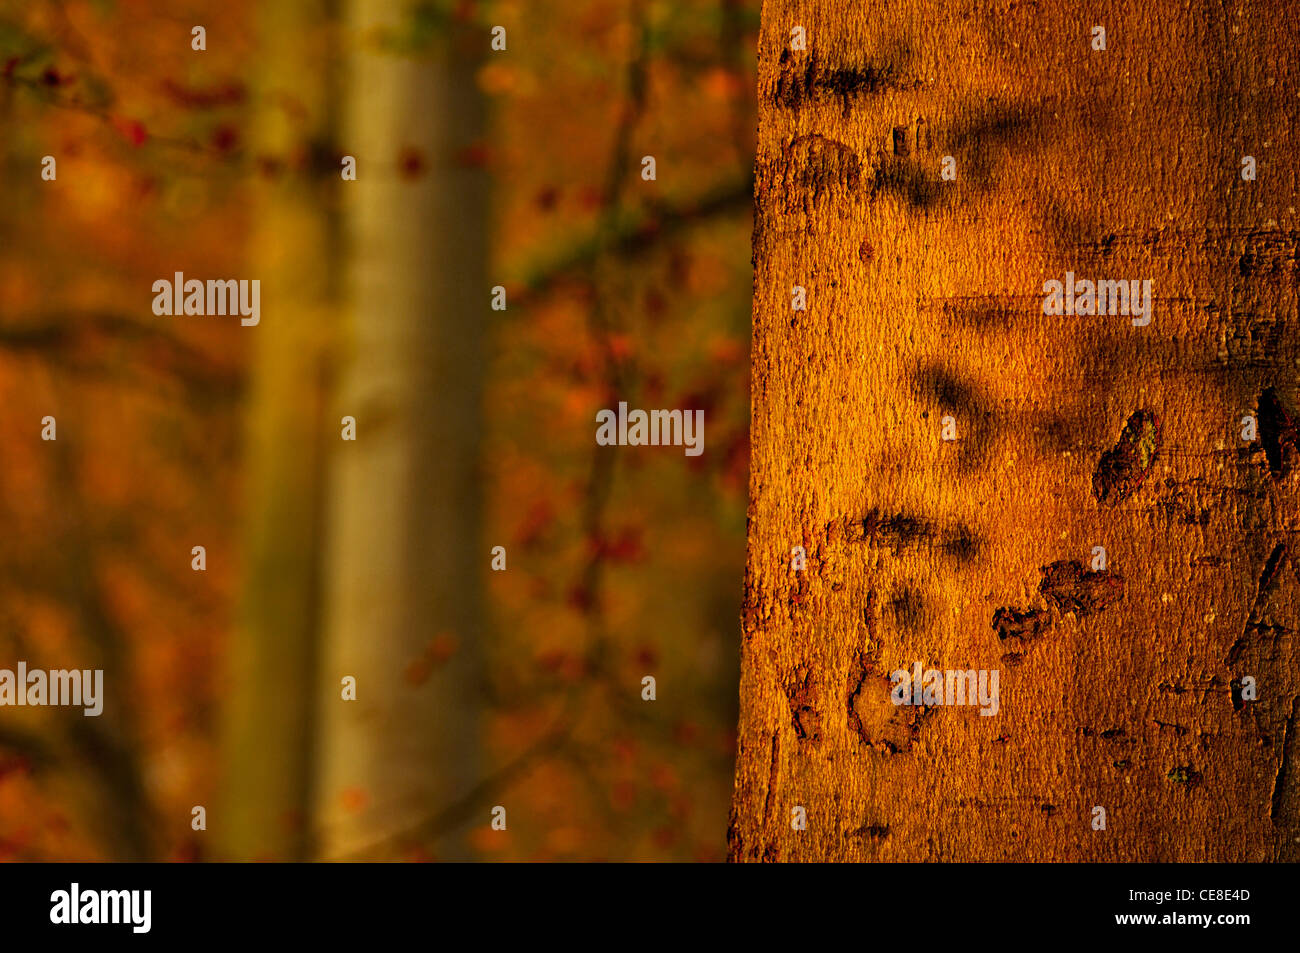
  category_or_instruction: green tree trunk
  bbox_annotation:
[217,0,339,862]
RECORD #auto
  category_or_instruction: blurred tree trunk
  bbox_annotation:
[312,0,488,861]
[217,1,339,861]
[731,0,1300,861]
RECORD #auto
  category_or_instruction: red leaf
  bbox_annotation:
[111,116,149,147]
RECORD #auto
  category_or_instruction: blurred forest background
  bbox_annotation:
[0,0,756,861]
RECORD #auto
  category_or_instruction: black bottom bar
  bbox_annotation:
[0,862,1275,941]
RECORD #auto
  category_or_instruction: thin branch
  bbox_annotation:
[4,73,211,155]
[0,311,244,401]
[508,177,753,308]
[0,723,57,771]
[332,707,577,861]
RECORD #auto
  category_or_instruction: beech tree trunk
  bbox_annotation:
[311,0,488,861]
[730,0,1300,861]
[217,0,337,862]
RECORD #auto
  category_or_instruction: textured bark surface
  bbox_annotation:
[730,0,1300,861]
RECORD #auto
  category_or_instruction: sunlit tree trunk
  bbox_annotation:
[217,0,339,861]
[312,0,488,860]
[730,0,1300,861]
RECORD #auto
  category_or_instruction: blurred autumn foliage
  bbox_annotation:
[0,0,755,861]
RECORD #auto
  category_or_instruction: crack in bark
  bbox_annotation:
[1270,696,1299,823]
[1227,542,1289,667]
[762,730,780,828]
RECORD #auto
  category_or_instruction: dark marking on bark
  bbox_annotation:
[1271,696,1299,823]
[861,509,934,549]
[914,364,978,413]
[871,157,943,209]
[773,133,861,211]
[852,822,890,839]
[1040,804,1057,816]
[762,730,779,827]
[1029,412,1083,456]
[892,125,911,157]
[993,561,1121,651]
[992,606,1047,641]
[889,584,926,630]
[1000,652,1023,666]
[1167,764,1202,787]
[837,509,981,563]
[947,99,1050,151]
[1100,727,1126,740]
[773,49,919,112]
[941,527,980,561]
[1257,543,1288,599]
[1258,388,1298,478]
[1237,247,1295,278]
[911,363,996,472]
[936,294,1034,331]
[948,99,1053,193]
[1093,410,1160,504]
[1225,636,1246,668]
[1155,719,1190,736]
[858,238,874,263]
[786,670,822,743]
[1039,560,1125,617]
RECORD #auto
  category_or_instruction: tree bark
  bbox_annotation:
[731,0,1300,861]
[311,0,488,861]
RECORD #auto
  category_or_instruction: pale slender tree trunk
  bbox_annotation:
[731,0,1300,861]
[312,0,488,860]
[217,1,338,861]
